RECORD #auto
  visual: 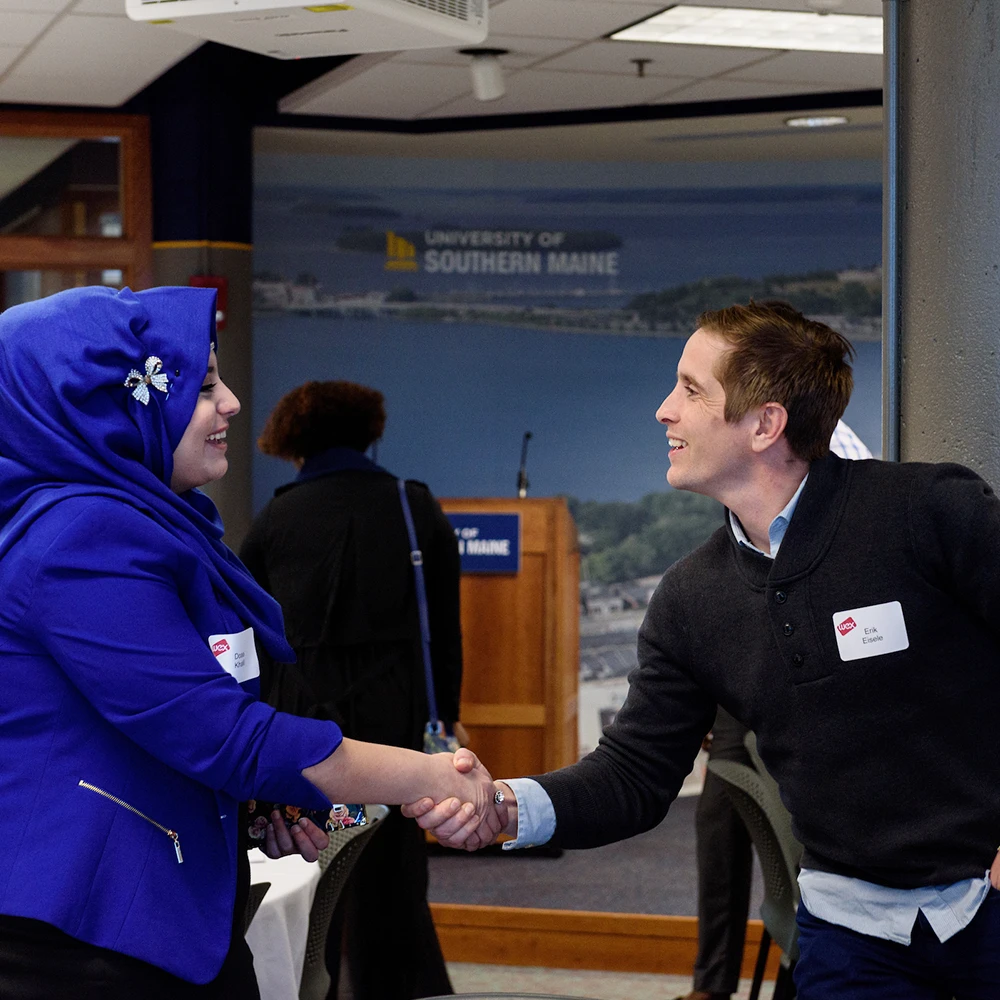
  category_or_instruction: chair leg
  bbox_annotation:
[785,959,797,1000]
[749,928,771,1000]
[772,962,795,1000]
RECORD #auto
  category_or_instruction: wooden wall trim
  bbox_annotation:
[0,236,133,270]
[0,109,148,138]
[461,703,546,727]
[120,115,152,289]
[153,240,253,252]
[431,903,782,981]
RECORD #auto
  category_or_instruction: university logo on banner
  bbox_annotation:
[385,231,418,271]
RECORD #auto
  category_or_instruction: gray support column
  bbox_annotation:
[153,245,254,548]
[889,0,1000,484]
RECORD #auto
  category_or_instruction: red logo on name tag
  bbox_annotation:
[836,617,857,636]
[211,639,230,657]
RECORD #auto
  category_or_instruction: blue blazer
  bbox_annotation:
[0,496,342,983]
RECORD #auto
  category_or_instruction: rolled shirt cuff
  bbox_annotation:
[501,776,556,850]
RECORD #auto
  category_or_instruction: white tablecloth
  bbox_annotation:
[246,849,323,1000]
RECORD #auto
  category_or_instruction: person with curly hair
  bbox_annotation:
[241,380,464,999]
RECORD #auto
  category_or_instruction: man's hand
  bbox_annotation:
[262,809,329,863]
[990,848,1000,890]
[419,747,507,849]
[402,748,517,851]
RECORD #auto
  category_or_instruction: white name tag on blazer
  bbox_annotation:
[832,601,909,661]
[208,626,260,683]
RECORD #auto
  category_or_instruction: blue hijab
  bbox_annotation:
[0,285,293,660]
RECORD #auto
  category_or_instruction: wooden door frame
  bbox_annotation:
[0,110,152,288]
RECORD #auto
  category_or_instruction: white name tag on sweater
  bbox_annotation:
[208,626,259,683]
[832,601,909,661]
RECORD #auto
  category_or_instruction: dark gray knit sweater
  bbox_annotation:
[537,453,1000,888]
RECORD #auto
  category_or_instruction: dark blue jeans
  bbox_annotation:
[795,889,1000,1000]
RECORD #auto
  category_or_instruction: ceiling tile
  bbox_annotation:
[537,39,782,76]
[0,1,67,11]
[660,76,855,104]
[488,0,664,41]
[727,50,882,88]
[0,14,200,106]
[0,44,20,75]
[72,0,132,13]
[0,10,61,46]
[392,32,574,68]
[423,67,695,118]
[624,0,882,12]
[286,62,474,118]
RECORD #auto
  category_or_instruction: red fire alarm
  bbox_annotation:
[189,275,229,332]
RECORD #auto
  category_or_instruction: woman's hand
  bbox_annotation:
[403,749,516,851]
[418,748,506,848]
[262,809,329,863]
[302,737,503,841]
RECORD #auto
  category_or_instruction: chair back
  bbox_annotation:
[706,758,802,961]
[243,880,271,935]
[299,803,389,1000]
[744,731,770,784]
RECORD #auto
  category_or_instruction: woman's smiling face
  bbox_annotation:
[170,350,240,493]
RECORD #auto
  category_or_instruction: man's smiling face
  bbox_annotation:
[654,327,758,500]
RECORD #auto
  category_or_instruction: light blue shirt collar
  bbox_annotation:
[728,475,808,559]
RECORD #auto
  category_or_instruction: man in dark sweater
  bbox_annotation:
[407,300,1000,998]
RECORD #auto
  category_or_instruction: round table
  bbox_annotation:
[246,849,322,1000]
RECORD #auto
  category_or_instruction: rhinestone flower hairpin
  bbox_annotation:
[124,356,170,405]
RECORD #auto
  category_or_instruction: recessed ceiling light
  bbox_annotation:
[785,115,850,127]
[610,5,883,55]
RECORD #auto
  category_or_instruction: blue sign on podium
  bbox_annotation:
[447,512,521,574]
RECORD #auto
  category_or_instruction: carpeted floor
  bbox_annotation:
[446,962,777,999]
[427,795,763,916]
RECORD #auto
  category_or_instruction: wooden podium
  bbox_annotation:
[440,497,579,778]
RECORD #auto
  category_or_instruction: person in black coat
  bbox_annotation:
[240,380,463,999]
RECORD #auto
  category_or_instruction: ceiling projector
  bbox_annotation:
[126,0,488,59]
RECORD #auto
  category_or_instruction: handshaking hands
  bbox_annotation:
[302,737,514,851]
[403,748,518,851]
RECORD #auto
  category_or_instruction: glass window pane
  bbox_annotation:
[1,269,123,312]
[0,137,122,238]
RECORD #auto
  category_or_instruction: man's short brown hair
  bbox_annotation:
[697,300,854,462]
[257,380,386,461]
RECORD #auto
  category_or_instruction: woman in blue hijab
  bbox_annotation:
[0,286,501,998]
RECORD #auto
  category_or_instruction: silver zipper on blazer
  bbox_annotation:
[78,780,183,863]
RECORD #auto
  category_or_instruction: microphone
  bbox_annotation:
[517,431,532,498]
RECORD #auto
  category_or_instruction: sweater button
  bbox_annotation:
[783,623,794,636]
[792,653,804,666]
[775,591,787,604]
